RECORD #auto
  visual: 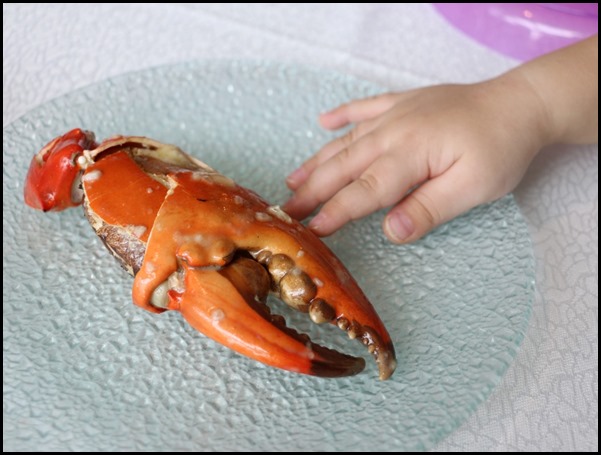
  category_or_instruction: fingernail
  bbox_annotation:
[286,167,307,187]
[318,111,336,128]
[308,213,326,233]
[385,211,414,242]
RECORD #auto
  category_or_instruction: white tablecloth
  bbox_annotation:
[3,3,597,451]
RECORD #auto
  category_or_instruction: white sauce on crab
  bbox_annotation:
[173,231,206,246]
[255,212,272,222]
[82,169,102,183]
[190,171,209,181]
[267,205,292,224]
[127,225,147,238]
[210,308,226,323]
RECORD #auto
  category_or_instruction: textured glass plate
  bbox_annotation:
[3,60,534,452]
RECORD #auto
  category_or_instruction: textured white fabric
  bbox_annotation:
[3,3,597,451]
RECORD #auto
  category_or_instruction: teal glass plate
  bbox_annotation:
[3,60,534,451]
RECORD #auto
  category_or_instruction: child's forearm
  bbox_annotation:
[506,35,598,145]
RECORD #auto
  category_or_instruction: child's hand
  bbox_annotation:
[283,35,597,243]
[283,77,548,242]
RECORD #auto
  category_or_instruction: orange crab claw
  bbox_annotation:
[172,259,365,377]
[25,131,397,379]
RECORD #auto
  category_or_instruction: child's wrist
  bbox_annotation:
[485,71,555,154]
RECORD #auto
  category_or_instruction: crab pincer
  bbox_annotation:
[24,129,397,379]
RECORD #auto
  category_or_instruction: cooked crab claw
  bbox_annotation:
[24,130,397,380]
[172,258,366,377]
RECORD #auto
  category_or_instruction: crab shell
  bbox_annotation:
[24,129,397,379]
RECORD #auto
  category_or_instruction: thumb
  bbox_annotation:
[383,167,487,243]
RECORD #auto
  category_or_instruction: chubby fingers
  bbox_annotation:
[283,132,385,220]
[305,159,488,242]
[306,152,423,236]
[383,163,486,243]
[286,93,399,191]
[286,121,374,191]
